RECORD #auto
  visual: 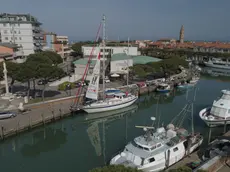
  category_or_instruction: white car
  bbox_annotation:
[0,112,17,119]
[105,76,110,83]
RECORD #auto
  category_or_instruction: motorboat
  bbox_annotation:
[110,121,203,172]
[199,90,230,127]
[156,83,171,93]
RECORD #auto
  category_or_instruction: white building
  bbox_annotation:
[82,45,138,58]
[56,35,68,44]
[110,53,133,74]
[0,13,43,56]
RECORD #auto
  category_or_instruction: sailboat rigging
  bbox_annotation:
[81,15,138,113]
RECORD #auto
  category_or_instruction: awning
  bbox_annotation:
[111,73,120,77]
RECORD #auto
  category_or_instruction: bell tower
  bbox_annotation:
[179,25,184,44]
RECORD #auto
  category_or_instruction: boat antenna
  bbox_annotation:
[102,14,106,100]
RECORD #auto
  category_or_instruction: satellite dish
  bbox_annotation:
[151,117,156,121]
[121,152,126,157]
[143,127,147,131]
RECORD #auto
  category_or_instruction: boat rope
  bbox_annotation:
[72,21,102,107]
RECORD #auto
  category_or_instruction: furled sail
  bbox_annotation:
[85,52,101,100]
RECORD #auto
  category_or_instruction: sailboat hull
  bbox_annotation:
[83,96,138,113]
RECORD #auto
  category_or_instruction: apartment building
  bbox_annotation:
[0,13,43,56]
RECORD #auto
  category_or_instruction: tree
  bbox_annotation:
[15,63,36,98]
[5,61,20,93]
[37,64,64,101]
[40,51,63,64]
[89,165,142,172]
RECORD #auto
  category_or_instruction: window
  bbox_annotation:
[173,147,178,152]
[14,31,16,34]
[18,24,20,27]
[3,23,6,27]
[10,30,12,34]
[18,30,21,34]
[15,37,17,40]
[4,30,7,34]
[11,37,13,40]
[149,157,155,163]
[157,143,161,148]
[5,37,8,40]
[19,37,21,40]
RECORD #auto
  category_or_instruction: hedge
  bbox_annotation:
[58,81,75,91]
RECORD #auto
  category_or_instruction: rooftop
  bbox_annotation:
[0,13,41,25]
[111,53,131,61]
[0,43,19,49]
[132,55,162,65]
[73,58,96,65]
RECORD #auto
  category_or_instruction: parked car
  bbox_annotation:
[0,112,17,119]
[37,79,48,85]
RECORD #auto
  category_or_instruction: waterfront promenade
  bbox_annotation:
[0,70,190,140]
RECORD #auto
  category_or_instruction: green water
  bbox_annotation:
[1,76,230,172]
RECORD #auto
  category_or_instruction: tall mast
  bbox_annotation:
[102,15,106,100]
[127,37,129,86]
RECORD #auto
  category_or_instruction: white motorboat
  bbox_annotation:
[199,90,230,127]
[204,58,230,70]
[156,83,171,93]
[111,103,203,172]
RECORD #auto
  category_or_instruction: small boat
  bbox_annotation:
[199,90,230,127]
[156,83,171,93]
[0,111,17,119]
[189,75,199,85]
[177,81,194,89]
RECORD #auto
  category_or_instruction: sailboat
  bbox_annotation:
[82,15,138,114]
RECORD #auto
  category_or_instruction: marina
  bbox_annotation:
[1,76,230,172]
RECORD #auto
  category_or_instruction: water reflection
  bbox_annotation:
[20,127,67,157]
[85,104,138,159]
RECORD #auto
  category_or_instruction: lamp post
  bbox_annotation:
[3,61,9,95]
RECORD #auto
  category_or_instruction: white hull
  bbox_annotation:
[204,62,230,70]
[111,138,203,172]
[83,96,138,113]
[199,107,230,127]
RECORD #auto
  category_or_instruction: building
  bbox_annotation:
[0,13,44,56]
[0,43,24,63]
[82,45,138,58]
[179,25,184,44]
[56,36,68,44]
[73,58,96,75]
[110,53,133,74]
[43,32,56,51]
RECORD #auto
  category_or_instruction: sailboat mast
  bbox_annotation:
[102,14,106,100]
[127,37,129,86]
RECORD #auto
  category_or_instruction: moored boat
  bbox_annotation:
[82,15,138,114]
[156,83,171,93]
[111,102,203,172]
[199,89,230,127]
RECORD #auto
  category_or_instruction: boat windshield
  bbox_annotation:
[131,141,150,151]
[210,106,227,118]
[221,94,230,100]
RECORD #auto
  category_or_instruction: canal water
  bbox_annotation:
[1,73,230,172]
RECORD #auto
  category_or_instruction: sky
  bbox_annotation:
[1,0,230,41]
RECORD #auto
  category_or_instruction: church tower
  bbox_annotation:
[179,25,184,44]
